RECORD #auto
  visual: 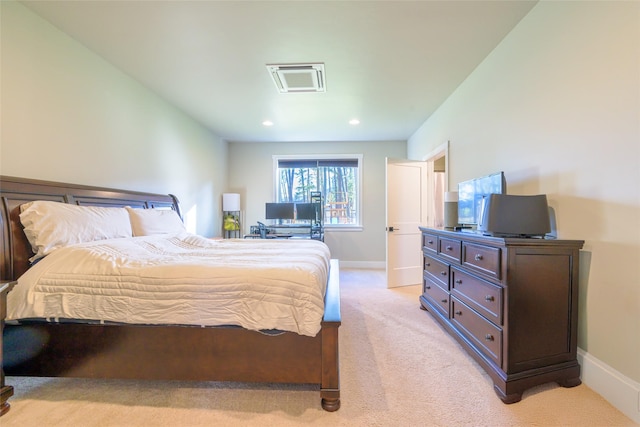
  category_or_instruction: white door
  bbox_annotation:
[386,159,427,288]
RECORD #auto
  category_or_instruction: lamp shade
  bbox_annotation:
[222,193,241,211]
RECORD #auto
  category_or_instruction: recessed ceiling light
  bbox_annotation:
[349,119,360,125]
[262,120,274,127]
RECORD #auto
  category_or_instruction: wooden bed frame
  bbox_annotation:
[0,176,341,414]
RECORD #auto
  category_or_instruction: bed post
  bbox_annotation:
[320,259,341,411]
[0,281,16,416]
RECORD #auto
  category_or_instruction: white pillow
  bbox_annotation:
[126,207,185,236]
[20,201,133,261]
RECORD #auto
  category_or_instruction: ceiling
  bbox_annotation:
[22,1,537,143]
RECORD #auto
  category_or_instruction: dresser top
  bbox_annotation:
[419,227,584,249]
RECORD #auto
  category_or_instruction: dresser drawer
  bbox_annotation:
[462,242,501,279]
[438,237,461,263]
[423,255,449,290]
[451,268,503,325]
[451,297,502,366]
[423,276,450,318]
[422,232,438,253]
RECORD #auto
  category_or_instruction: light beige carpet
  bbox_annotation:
[2,268,636,426]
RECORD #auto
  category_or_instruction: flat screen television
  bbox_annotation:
[295,203,318,220]
[457,171,506,227]
[265,202,295,220]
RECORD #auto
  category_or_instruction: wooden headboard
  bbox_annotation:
[0,176,180,281]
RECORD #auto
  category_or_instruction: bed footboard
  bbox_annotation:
[3,261,341,411]
[320,259,341,411]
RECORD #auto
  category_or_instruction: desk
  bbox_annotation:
[244,233,292,239]
[245,223,323,241]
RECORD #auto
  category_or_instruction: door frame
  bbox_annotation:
[422,141,449,227]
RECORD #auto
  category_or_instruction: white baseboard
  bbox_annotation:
[332,269,640,422]
[339,261,385,269]
[578,348,640,424]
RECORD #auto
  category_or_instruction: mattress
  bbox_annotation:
[6,234,331,337]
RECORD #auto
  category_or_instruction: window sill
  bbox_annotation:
[324,225,363,232]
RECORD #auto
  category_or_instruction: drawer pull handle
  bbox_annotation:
[425,285,431,290]
[474,254,484,261]
[441,299,448,303]
[485,295,494,302]
[446,245,453,251]
[454,310,462,315]
[440,271,447,276]
[427,240,434,244]
[425,262,431,267]
[485,334,494,342]
[455,279,462,284]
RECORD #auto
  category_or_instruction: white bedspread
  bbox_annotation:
[7,234,331,337]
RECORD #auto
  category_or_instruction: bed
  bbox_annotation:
[0,176,341,414]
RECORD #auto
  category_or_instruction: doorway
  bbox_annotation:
[384,142,449,288]
[423,142,449,228]
[385,159,426,288]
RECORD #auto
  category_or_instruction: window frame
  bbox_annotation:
[272,154,363,230]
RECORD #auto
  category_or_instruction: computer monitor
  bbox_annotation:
[296,203,318,220]
[265,202,295,220]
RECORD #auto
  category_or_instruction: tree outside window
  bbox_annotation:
[274,155,362,226]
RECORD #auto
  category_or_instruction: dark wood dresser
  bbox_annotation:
[1,281,16,416]
[419,227,584,403]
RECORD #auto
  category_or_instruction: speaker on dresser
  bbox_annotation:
[478,193,550,237]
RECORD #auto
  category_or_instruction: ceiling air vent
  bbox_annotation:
[266,63,326,93]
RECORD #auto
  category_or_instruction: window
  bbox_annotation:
[273,154,362,227]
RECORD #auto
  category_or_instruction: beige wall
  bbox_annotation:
[4,0,638,418]
[1,0,408,263]
[228,141,406,264]
[0,1,227,237]
[408,0,639,389]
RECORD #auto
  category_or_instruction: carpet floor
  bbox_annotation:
[2,268,636,426]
